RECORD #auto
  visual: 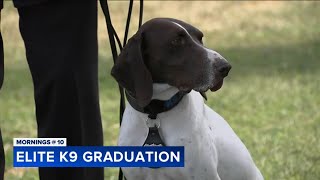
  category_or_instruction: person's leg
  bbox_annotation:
[18,1,103,180]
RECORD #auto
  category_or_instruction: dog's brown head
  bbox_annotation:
[111,18,231,107]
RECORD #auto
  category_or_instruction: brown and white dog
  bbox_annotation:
[111,18,263,180]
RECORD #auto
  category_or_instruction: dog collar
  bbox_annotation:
[126,90,188,118]
[126,90,188,147]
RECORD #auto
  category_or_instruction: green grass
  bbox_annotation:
[1,1,320,180]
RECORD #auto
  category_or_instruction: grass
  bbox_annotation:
[0,1,319,180]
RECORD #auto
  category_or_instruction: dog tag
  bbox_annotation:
[143,127,166,146]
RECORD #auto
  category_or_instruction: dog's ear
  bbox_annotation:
[111,33,153,107]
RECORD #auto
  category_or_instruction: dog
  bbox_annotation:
[111,18,263,180]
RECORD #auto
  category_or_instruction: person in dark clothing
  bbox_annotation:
[0,1,104,180]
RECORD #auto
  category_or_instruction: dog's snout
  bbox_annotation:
[206,49,231,77]
[218,63,232,77]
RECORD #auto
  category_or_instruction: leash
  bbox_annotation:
[0,16,5,180]
[100,0,143,179]
[0,18,3,89]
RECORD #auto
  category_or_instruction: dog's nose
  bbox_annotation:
[218,63,232,77]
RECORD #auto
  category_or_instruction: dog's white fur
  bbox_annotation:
[119,84,263,180]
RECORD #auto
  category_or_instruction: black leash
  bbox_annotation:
[0,22,6,180]
[99,0,143,179]
[0,23,3,90]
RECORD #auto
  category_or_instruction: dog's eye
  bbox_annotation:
[198,35,203,44]
[199,37,203,44]
[171,36,185,46]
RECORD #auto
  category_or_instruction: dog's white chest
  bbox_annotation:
[118,91,263,180]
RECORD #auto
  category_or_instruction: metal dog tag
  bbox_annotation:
[143,127,165,146]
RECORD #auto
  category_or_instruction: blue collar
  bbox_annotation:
[126,90,188,148]
[126,90,189,148]
[127,91,188,119]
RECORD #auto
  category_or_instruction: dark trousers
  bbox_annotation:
[1,1,104,180]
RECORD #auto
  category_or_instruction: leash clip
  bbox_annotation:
[146,116,160,128]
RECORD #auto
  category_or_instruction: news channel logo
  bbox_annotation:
[13,138,184,167]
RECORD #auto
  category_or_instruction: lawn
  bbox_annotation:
[0,1,319,180]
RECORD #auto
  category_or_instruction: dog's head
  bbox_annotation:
[111,18,231,107]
